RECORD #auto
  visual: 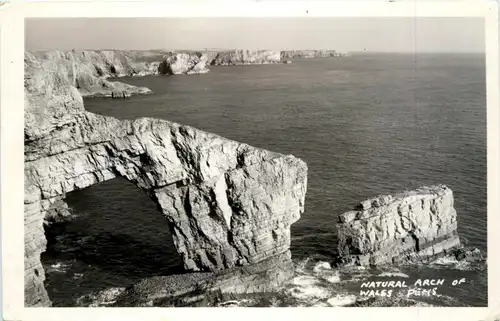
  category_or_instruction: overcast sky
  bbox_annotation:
[25,18,484,53]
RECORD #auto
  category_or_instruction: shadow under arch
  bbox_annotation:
[41,176,184,307]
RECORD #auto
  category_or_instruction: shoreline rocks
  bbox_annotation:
[43,197,76,225]
[336,185,461,267]
[109,251,293,307]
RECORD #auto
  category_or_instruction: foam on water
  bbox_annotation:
[327,294,358,307]
[287,280,331,301]
[282,257,478,307]
[313,261,332,273]
[47,261,73,273]
[217,299,256,307]
[294,257,311,274]
[217,300,242,307]
[292,275,320,287]
[325,273,341,284]
[377,272,410,278]
[285,261,338,304]
[76,287,126,307]
[427,256,485,271]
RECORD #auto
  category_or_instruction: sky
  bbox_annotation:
[25,17,485,53]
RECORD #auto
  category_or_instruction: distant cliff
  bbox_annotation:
[208,49,349,65]
[25,50,211,99]
[25,49,351,101]
[280,50,349,60]
[210,50,282,65]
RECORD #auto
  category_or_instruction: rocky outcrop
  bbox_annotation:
[26,50,211,99]
[24,51,308,307]
[449,247,484,263]
[158,53,210,75]
[43,197,75,225]
[336,185,460,266]
[108,251,293,307]
[26,50,156,99]
[211,50,282,66]
[75,252,292,307]
[280,50,350,60]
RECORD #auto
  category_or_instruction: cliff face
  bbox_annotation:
[280,50,349,59]
[25,48,351,105]
[26,50,211,99]
[158,52,210,75]
[211,50,282,65]
[208,49,351,65]
[24,52,308,306]
[336,185,460,266]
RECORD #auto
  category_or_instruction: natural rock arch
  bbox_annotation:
[25,114,307,306]
[24,52,308,306]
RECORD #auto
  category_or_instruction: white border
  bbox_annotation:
[1,1,498,321]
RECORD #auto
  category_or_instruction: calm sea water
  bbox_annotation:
[42,53,487,307]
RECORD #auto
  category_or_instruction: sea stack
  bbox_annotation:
[336,185,461,266]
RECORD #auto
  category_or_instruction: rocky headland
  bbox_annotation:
[24,50,308,307]
[25,48,351,102]
[25,50,212,99]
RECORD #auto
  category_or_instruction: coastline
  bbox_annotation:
[22,48,484,306]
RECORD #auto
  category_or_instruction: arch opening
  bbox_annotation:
[41,176,183,306]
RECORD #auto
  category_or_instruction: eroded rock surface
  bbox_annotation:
[26,50,211,99]
[108,252,293,307]
[211,50,283,65]
[280,50,349,60]
[24,51,308,306]
[43,197,75,225]
[336,185,460,266]
[158,52,210,75]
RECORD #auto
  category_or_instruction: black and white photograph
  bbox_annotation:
[1,1,497,318]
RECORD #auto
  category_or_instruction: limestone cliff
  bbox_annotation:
[336,185,460,266]
[211,50,282,65]
[208,49,350,65]
[24,51,308,307]
[158,52,210,75]
[26,50,210,99]
[280,50,349,60]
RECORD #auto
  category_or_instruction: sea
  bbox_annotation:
[41,53,488,307]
